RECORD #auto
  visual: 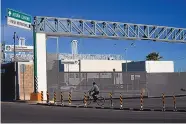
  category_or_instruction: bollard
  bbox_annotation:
[69,92,72,105]
[47,91,50,105]
[140,92,143,110]
[109,92,113,108]
[84,92,87,107]
[54,91,56,105]
[120,93,123,109]
[60,92,64,106]
[41,91,43,103]
[162,93,165,111]
[173,95,177,111]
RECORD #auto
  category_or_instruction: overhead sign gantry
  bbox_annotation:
[35,16,186,43]
[30,16,186,101]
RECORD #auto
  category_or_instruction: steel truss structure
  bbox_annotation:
[35,16,186,43]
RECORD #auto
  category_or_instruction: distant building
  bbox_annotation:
[122,61,174,73]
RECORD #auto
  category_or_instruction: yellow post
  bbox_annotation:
[84,92,87,107]
[61,92,64,106]
[140,92,143,110]
[173,95,177,111]
[120,93,123,109]
[109,92,113,107]
[41,91,43,103]
[162,93,165,111]
[54,91,56,105]
[47,91,50,104]
[69,92,72,105]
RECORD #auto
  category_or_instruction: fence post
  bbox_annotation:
[140,92,143,110]
[69,92,72,105]
[173,95,177,111]
[61,92,64,106]
[41,91,43,103]
[162,93,165,111]
[109,92,113,108]
[84,92,87,107]
[54,91,56,105]
[120,93,123,109]
[47,91,50,105]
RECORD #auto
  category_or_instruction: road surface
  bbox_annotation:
[1,102,186,123]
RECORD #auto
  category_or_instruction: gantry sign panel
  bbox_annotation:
[35,16,186,43]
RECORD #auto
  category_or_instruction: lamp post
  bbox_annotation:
[124,42,135,72]
[13,32,19,100]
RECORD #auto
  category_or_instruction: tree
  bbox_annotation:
[146,52,163,61]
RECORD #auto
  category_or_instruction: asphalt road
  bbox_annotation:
[52,96,186,110]
[1,102,186,123]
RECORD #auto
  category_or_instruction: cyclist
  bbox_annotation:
[89,82,100,102]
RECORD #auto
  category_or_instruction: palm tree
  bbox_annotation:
[146,52,163,61]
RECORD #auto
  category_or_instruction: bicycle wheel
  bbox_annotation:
[96,96,105,106]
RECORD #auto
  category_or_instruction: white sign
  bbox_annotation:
[131,75,134,81]
[61,60,79,64]
[7,17,32,30]
[5,45,33,52]
[5,53,33,61]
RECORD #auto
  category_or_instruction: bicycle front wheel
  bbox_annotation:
[96,96,105,106]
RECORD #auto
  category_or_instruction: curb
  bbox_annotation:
[36,103,186,112]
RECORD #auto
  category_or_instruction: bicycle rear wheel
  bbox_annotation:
[96,96,105,106]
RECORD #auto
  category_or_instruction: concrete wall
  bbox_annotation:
[1,62,34,101]
[18,62,34,100]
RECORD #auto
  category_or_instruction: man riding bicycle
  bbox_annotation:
[89,82,100,102]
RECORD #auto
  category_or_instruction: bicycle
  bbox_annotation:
[83,92,105,106]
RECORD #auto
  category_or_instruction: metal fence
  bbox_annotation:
[46,53,148,101]
[47,72,148,101]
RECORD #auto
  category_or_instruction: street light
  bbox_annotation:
[124,42,135,72]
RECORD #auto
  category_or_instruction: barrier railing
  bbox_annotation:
[38,91,184,112]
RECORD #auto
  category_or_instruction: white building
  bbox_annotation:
[61,59,127,72]
[122,61,174,73]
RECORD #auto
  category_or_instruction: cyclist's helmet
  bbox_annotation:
[93,82,96,85]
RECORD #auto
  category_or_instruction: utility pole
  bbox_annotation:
[13,32,17,100]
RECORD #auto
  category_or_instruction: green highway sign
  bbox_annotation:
[7,8,32,30]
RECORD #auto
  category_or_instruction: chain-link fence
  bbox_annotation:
[46,53,148,101]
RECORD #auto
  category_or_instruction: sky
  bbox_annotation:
[1,0,186,71]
